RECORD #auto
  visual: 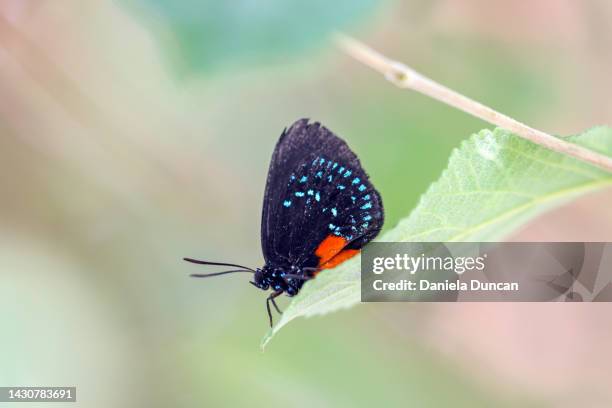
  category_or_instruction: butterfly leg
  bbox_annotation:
[266,290,283,327]
[282,273,313,281]
[270,297,283,315]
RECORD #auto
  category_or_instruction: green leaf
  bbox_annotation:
[124,0,381,76]
[262,126,612,349]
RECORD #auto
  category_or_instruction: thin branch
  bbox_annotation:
[336,34,612,173]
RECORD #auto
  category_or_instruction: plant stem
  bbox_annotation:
[336,34,612,173]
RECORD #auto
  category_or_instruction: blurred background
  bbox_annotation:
[1,1,611,407]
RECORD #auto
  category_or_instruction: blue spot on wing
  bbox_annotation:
[281,159,380,243]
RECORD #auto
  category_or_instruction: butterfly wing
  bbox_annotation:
[261,119,384,270]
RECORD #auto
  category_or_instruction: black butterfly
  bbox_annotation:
[185,119,384,326]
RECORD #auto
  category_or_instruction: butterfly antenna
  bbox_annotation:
[190,269,254,278]
[183,257,256,272]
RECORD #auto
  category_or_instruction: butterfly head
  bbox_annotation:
[251,264,302,296]
[183,257,303,297]
[251,267,269,290]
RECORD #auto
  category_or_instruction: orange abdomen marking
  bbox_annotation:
[319,249,359,270]
[314,235,360,271]
[315,235,347,265]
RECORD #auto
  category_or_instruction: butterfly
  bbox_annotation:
[185,119,384,326]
